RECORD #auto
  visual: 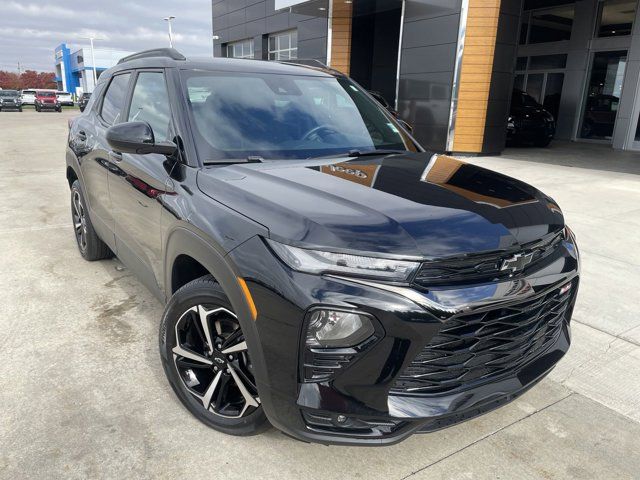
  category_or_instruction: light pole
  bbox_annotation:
[89,37,97,86]
[164,16,176,48]
[212,35,220,58]
[79,35,103,91]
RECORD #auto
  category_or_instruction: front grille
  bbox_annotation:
[391,281,576,396]
[413,231,563,287]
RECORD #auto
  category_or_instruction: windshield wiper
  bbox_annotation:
[310,149,407,160]
[204,156,265,165]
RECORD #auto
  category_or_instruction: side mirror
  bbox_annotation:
[106,121,177,156]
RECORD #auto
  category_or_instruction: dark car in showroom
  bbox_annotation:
[35,91,62,112]
[507,89,556,147]
[66,49,580,446]
[0,89,23,111]
[78,92,92,112]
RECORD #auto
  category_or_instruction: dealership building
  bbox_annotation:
[54,43,132,95]
[212,0,640,155]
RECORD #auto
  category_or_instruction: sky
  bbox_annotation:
[0,0,213,72]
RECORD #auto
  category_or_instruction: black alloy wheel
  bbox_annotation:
[160,276,268,435]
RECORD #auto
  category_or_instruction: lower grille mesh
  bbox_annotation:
[392,281,577,395]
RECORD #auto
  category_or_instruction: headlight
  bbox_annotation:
[306,309,375,348]
[266,239,420,281]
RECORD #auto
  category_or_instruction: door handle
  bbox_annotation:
[77,131,87,141]
[108,151,123,162]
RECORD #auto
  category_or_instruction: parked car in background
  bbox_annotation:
[21,89,37,105]
[35,91,62,112]
[78,92,91,112]
[56,91,74,106]
[67,49,579,446]
[0,90,23,112]
[507,89,556,147]
[580,94,619,139]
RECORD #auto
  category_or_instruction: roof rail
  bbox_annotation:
[278,59,328,69]
[118,48,186,65]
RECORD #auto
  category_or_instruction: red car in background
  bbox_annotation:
[35,91,62,112]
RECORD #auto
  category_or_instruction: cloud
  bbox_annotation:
[0,0,212,71]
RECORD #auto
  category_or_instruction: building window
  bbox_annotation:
[268,30,298,60]
[595,0,636,37]
[227,39,254,59]
[520,5,575,44]
[77,55,84,63]
[515,54,568,120]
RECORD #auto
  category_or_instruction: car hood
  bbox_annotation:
[512,105,551,120]
[196,152,564,259]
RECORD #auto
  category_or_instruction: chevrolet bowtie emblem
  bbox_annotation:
[500,252,535,273]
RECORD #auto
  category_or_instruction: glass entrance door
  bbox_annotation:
[579,50,628,141]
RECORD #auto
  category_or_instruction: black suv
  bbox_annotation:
[78,92,91,112]
[66,49,580,446]
[507,90,556,147]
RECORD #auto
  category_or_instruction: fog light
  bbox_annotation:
[306,309,375,348]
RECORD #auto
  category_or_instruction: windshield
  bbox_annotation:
[512,91,540,108]
[182,71,417,161]
[0,91,18,97]
[39,92,56,98]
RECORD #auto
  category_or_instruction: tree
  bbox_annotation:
[0,70,58,90]
[0,71,21,89]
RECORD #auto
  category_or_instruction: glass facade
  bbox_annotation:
[520,5,575,44]
[580,51,628,140]
[227,39,254,59]
[595,0,636,37]
[268,30,298,60]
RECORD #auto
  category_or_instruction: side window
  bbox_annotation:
[128,72,172,142]
[100,73,131,125]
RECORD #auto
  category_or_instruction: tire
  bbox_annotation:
[70,180,112,261]
[18,107,22,112]
[35,105,40,112]
[159,275,269,436]
[57,107,62,112]
[534,137,552,148]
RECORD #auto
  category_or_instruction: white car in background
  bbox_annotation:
[56,91,74,106]
[21,89,37,105]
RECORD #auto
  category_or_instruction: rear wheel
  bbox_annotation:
[35,105,40,112]
[70,180,112,261]
[159,276,268,436]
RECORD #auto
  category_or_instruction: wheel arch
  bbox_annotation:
[163,227,271,398]
[66,165,78,188]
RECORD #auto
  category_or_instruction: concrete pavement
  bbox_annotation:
[0,110,639,479]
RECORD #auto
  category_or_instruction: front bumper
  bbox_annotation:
[227,235,579,446]
[0,101,21,110]
[36,102,59,109]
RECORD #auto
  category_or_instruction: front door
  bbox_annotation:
[107,70,175,295]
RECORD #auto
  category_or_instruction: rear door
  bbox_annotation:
[107,69,175,295]
[75,72,132,244]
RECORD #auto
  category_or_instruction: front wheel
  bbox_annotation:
[35,105,40,112]
[159,276,269,436]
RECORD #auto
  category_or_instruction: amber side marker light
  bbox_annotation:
[237,277,258,321]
